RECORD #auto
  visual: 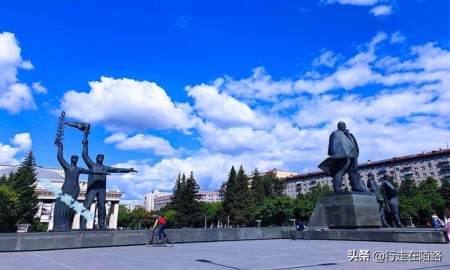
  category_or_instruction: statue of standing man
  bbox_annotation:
[75,126,137,229]
[319,121,367,193]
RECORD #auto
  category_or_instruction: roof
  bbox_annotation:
[0,166,65,181]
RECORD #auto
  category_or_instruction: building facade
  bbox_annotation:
[0,165,123,230]
[151,190,221,211]
[143,189,171,211]
[283,148,450,198]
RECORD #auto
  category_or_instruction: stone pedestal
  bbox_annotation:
[307,192,381,230]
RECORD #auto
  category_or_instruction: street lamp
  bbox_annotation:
[204,216,207,228]
[227,216,230,228]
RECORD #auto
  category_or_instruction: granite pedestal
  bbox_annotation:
[307,192,381,230]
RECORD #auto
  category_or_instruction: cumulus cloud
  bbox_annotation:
[57,31,450,203]
[104,132,178,157]
[0,32,41,114]
[0,133,32,164]
[322,0,381,6]
[370,5,393,16]
[60,77,198,133]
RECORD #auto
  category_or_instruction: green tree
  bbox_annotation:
[170,172,202,228]
[440,179,450,209]
[292,183,333,223]
[221,166,237,225]
[255,195,293,226]
[0,184,19,232]
[228,166,255,226]
[250,168,265,205]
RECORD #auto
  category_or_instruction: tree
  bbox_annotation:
[255,196,293,226]
[440,179,450,209]
[0,184,19,232]
[228,166,255,226]
[221,166,237,225]
[292,183,333,223]
[0,152,40,232]
[170,172,202,228]
[250,168,265,205]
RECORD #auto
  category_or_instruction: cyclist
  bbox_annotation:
[152,215,167,241]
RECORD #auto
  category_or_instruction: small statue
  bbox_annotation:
[382,175,405,227]
[366,173,390,227]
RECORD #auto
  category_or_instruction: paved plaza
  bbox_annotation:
[0,239,449,270]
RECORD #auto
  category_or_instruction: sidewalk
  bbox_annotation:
[0,239,449,270]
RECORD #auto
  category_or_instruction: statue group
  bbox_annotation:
[53,112,137,231]
[319,121,405,228]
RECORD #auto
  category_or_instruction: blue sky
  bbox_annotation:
[1,0,450,205]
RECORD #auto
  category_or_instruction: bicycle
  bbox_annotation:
[146,229,175,247]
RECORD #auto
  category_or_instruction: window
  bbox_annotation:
[428,165,433,169]
[423,173,427,177]
[421,167,426,170]
[430,172,435,176]
[414,167,419,171]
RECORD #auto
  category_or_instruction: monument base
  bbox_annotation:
[307,192,381,230]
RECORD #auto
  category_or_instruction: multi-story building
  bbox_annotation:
[143,189,171,211]
[152,190,221,211]
[0,165,122,230]
[283,148,450,198]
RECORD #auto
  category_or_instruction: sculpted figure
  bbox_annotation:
[80,132,137,229]
[366,172,390,227]
[319,121,367,193]
[53,140,93,230]
[382,175,405,227]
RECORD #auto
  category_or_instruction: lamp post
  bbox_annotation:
[227,216,230,228]
[204,216,207,228]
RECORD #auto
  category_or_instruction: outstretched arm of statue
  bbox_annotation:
[107,167,138,173]
[66,121,91,133]
[80,168,110,175]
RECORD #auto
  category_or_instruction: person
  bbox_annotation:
[80,132,137,229]
[152,215,167,241]
[296,220,306,231]
[444,208,450,243]
[53,140,94,230]
[319,121,367,193]
[366,172,390,227]
[381,175,405,227]
[431,213,444,230]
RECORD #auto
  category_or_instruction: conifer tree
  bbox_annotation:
[441,179,450,209]
[11,152,40,226]
[222,166,237,223]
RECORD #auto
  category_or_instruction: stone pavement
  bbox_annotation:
[0,239,449,270]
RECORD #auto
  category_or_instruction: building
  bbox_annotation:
[143,189,171,211]
[151,190,221,211]
[0,165,123,230]
[283,148,450,198]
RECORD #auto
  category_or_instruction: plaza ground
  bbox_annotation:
[0,239,449,270]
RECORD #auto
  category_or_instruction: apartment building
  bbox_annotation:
[284,148,450,198]
[151,190,221,211]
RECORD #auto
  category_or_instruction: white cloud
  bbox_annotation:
[390,31,405,44]
[313,50,341,68]
[32,82,47,94]
[370,5,393,16]
[0,32,37,114]
[323,0,381,6]
[0,132,32,165]
[186,82,270,128]
[60,77,198,133]
[104,132,177,157]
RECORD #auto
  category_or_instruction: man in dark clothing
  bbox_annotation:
[319,121,367,193]
[366,172,390,227]
[382,175,405,227]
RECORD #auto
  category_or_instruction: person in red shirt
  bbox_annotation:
[152,215,167,241]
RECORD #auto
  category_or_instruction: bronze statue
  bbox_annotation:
[53,140,94,230]
[382,175,405,227]
[366,172,390,227]
[318,121,367,193]
[80,130,137,229]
